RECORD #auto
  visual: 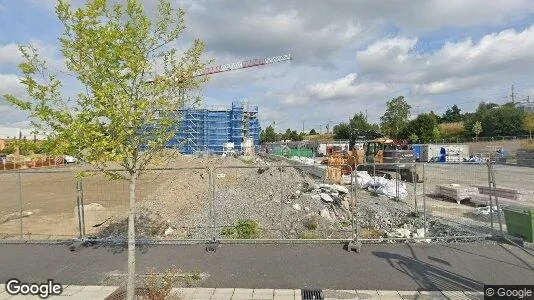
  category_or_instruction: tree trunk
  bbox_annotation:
[127,174,137,300]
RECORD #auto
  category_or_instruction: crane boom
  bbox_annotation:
[194,54,292,77]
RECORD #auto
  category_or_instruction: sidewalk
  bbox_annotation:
[0,285,485,299]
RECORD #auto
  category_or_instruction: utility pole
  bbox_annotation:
[510,85,516,103]
[365,109,368,123]
[319,124,322,134]
[302,120,305,134]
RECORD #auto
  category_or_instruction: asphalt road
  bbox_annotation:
[0,242,532,291]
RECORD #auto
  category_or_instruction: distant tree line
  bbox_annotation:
[259,95,534,144]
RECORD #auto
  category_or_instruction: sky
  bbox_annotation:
[1,0,534,135]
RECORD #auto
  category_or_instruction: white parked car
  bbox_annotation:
[64,155,77,164]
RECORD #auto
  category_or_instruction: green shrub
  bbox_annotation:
[235,219,259,239]
[302,216,318,230]
[220,227,235,238]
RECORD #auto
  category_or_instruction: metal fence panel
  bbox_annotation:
[0,170,79,240]
[81,167,211,242]
[212,164,355,241]
[421,162,495,240]
[354,163,423,242]
[0,172,22,239]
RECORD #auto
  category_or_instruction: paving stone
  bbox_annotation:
[323,289,359,299]
[441,291,472,300]
[273,296,294,300]
[397,290,421,300]
[232,288,254,299]
[418,291,447,300]
[463,291,484,300]
[377,290,402,299]
[274,289,294,295]
[171,288,195,299]
[252,289,275,300]
[58,285,85,296]
[356,290,380,300]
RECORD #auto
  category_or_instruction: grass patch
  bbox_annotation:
[220,219,259,239]
[302,216,319,230]
[298,231,317,239]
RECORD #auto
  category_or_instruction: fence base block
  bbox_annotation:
[347,240,362,253]
[205,240,220,253]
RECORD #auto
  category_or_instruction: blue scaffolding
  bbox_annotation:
[165,102,261,154]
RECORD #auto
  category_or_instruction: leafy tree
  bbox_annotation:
[333,123,351,140]
[401,113,440,143]
[408,133,419,143]
[309,129,317,135]
[3,1,209,298]
[260,125,277,143]
[473,121,482,141]
[523,113,534,139]
[441,104,462,123]
[380,96,411,139]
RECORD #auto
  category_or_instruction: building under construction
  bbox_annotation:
[167,101,261,154]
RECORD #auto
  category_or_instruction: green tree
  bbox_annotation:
[401,113,440,143]
[441,104,463,123]
[473,121,482,141]
[333,123,351,140]
[4,1,209,298]
[380,96,411,139]
[466,102,525,137]
[408,133,419,143]
[523,113,534,139]
[309,129,317,135]
[260,125,277,143]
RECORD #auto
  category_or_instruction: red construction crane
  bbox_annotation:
[148,54,292,83]
[194,54,292,77]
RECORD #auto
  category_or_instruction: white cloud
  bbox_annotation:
[0,73,24,97]
[0,43,23,66]
[308,73,390,100]
[357,26,534,94]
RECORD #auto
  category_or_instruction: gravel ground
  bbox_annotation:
[91,155,529,244]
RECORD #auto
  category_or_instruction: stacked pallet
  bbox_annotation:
[470,185,534,207]
[517,149,534,167]
[435,184,479,204]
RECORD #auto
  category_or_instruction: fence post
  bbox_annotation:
[395,164,400,201]
[210,168,216,241]
[75,178,83,239]
[423,163,427,237]
[486,162,495,233]
[279,166,284,239]
[18,171,23,239]
[487,162,504,237]
[413,164,418,213]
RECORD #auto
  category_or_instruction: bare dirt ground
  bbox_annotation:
[1,155,533,241]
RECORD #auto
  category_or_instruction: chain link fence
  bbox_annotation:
[1,161,532,246]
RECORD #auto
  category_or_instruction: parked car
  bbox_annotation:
[64,155,77,164]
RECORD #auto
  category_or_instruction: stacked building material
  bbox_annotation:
[435,184,479,204]
[470,185,534,207]
[517,149,534,167]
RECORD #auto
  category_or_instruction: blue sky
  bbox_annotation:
[1,0,534,135]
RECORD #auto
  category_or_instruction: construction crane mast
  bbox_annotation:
[148,54,291,83]
[194,54,292,77]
